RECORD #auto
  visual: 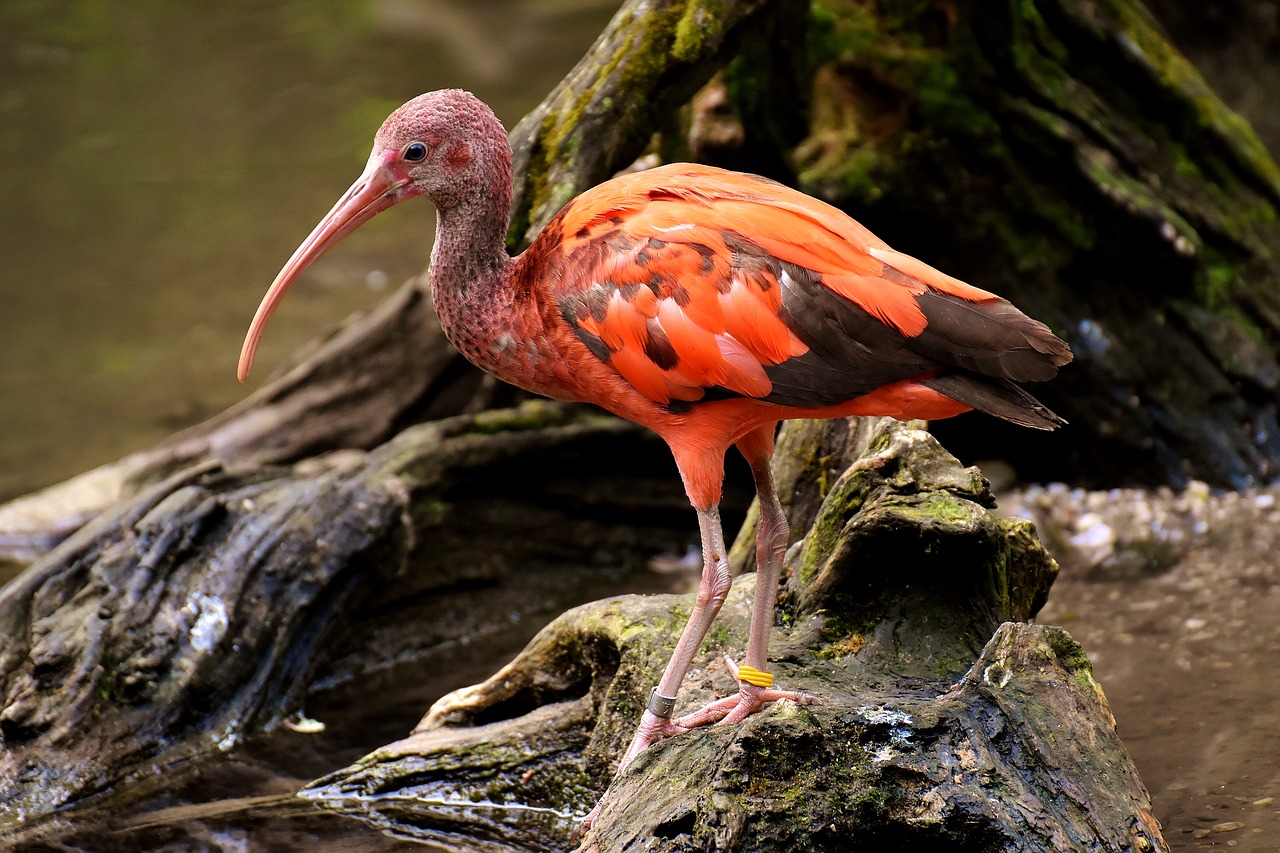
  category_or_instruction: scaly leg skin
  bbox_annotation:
[674,425,815,729]
[612,504,735,774]
[575,504,734,837]
[577,427,814,838]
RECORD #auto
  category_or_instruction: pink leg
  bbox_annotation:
[578,427,811,835]
[612,504,734,774]
[673,424,812,729]
[614,425,813,772]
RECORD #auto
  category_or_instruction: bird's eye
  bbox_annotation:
[403,142,428,162]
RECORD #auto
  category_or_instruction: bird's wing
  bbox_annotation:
[544,163,1070,409]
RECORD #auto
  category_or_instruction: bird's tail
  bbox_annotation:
[922,373,1065,430]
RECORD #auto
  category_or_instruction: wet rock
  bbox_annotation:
[305,419,1167,853]
[0,402,691,833]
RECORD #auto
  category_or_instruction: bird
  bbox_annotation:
[237,89,1071,817]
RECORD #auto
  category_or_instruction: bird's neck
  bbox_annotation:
[428,156,518,368]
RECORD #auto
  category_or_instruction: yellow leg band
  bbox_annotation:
[736,664,774,688]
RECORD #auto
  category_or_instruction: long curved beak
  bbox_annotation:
[237,152,409,382]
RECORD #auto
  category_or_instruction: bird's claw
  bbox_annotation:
[574,659,816,842]
[571,709,693,840]
[571,807,599,847]
[674,656,817,729]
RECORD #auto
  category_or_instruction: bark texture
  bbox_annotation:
[0,282,457,563]
[0,401,691,831]
[303,419,1166,852]
[772,0,1280,488]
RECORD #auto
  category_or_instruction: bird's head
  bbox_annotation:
[237,89,508,382]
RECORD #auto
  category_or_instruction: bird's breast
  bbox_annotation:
[438,300,596,404]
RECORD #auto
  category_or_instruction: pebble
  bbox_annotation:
[1212,821,1245,832]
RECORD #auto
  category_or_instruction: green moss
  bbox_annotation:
[518,0,743,235]
[512,9,638,241]
[1043,626,1095,690]
[892,494,972,525]
[673,0,725,62]
[933,655,962,677]
[703,622,735,651]
[908,54,998,138]
[411,496,446,527]
[1101,0,1280,193]
[1197,250,1237,308]
[461,400,570,435]
[800,0,1000,201]
[814,629,867,660]
[809,0,877,67]
[813,590,884,655]
[719,714,885,831]
[794,491,852,588]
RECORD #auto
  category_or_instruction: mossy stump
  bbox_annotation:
[0,401,692,835]
[302,419,1167,853]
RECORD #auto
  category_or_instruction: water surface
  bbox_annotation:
[0,0,613,500]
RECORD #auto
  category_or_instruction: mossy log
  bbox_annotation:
[769,0,1280,488]
[0,0,1227,846]
[0,275,456,566]
[0,402,696,832]
[301,420,1167,853]
[6,0,1279,564]
[0,0,785,565]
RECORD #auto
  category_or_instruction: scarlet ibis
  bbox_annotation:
[238,89,1071,804]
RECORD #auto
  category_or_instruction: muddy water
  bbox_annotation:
[9,560,694,852]
[0,0,615,501]
[1011,484,1280,851]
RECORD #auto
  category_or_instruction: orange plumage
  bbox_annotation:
[515,163,1068,511]
[236,91,1072,823]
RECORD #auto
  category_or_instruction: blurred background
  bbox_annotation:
[0,0,616,501]
[5,1,1280,848]
[3,1,1279,504]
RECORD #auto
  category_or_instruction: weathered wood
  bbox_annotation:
[505,0,785,245]
[0,0,786,565]
[773,0,1280,488]
[301,419,1167,852]
[0,402,695,833]
[0,281,457,564]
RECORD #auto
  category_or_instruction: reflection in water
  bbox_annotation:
[0,0,614,501]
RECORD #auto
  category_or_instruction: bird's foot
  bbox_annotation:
[573,659,815,840]
[615,707,693,775]
[573,707,693,839]
[673,656,817,729]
